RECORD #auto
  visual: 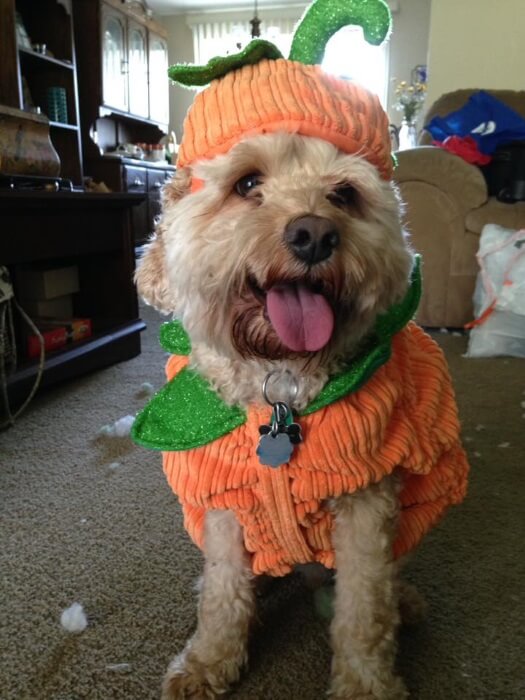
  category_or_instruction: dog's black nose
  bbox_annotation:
[284,215,340,265]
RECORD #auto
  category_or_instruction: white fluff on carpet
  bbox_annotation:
[136,381,155,397]
[60,602,88,633]
[98,415,135,438]
[106,663,132,673]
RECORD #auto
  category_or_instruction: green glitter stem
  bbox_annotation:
[289,0,392,65]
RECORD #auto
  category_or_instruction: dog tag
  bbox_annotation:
[285,421,303,445]
[256,399,302,468]
[256,431,294,468]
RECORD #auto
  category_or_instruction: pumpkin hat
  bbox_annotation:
[170,0,394,179]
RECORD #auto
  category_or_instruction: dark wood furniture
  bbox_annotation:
[91,156,174,245]
[1,190,146,404]
[0,0,84,186]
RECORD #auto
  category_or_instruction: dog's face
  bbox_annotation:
[137,133,412,367]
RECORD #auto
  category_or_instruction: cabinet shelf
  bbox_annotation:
[99,105,168,129]
[1,190,145,406]
[50,120,79,130]
[18,47,75,71]
[9,319,145,387]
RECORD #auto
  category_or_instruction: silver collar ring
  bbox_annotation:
[262,369,299,406]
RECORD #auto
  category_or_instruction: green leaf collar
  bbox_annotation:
[131,257,421,452]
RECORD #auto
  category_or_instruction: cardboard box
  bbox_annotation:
[26,318,92,358]
[22,295,74,319]
[17,265,79,300]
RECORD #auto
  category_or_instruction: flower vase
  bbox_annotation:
[399,118,418,150]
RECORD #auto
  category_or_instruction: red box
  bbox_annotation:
[27,318,92,359]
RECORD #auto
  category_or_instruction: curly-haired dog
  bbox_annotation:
[134,127,468,699]
[132,6,469,698]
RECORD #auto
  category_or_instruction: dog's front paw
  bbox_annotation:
[328,671,408,700]
[161,648,241,700]
[162,670,216,700]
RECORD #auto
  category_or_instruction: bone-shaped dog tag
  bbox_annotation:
[256,400,301,467]
[286,421,303,445]
[256,431,294,468]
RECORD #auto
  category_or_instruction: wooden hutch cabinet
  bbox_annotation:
[72,0,173,245]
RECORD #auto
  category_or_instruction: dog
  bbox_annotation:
[134,127,468,699]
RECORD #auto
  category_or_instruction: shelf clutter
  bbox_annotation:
[0,190,145,410]
[14,264,92,359]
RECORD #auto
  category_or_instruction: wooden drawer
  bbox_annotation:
[147,168,167,192]
[147,169,174,231]
[124,166,147,192]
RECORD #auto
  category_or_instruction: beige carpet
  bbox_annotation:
[1,304,524,700]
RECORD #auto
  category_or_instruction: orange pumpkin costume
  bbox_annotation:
[160,323,468,577]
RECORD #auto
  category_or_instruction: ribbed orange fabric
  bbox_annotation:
[162,324,469,577]
[177,58,393,180]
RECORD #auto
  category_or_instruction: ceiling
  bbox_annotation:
[147,0,290,15]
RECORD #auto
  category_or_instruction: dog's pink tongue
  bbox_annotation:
[266,284,334,352]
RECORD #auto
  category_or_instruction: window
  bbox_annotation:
[188,14,390,106]
[190,17,297,67]
[322,26,389,106]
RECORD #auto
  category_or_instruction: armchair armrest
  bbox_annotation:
[393,146,488,215]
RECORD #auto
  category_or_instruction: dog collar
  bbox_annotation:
[132,257,421,452]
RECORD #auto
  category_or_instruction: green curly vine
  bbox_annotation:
[168,0,391,87]
[289,0,391,65]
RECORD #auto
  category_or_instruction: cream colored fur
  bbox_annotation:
[136,133,412,410]
[136,133,422,699]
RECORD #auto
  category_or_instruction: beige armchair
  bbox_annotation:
[394,89,525,328]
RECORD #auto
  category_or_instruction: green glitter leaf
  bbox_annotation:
[300,255,421,415]
[131,368,246,451]
[289,0,392,65]
[375,255,421,340]
[300,341,391,416]
[159,320,191,355]
[168,39,284,87]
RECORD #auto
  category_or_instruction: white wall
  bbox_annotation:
[386,0,431,125]
[163,15,196,144]
[426,0,525,108]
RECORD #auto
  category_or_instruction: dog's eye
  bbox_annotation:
[328,183,359,209]
[235,173,262,197]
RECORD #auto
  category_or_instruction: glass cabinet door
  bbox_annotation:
[128,21,149,118]
[102,8,128,112]
[148,34,169,125]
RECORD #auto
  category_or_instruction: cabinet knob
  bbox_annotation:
[153,180,162,189]
[133,178,145,187]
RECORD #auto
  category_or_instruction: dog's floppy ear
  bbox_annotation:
[134,167,191,313]
[161,165,192,208]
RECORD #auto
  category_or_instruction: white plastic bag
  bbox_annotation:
[466,224,525,358]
